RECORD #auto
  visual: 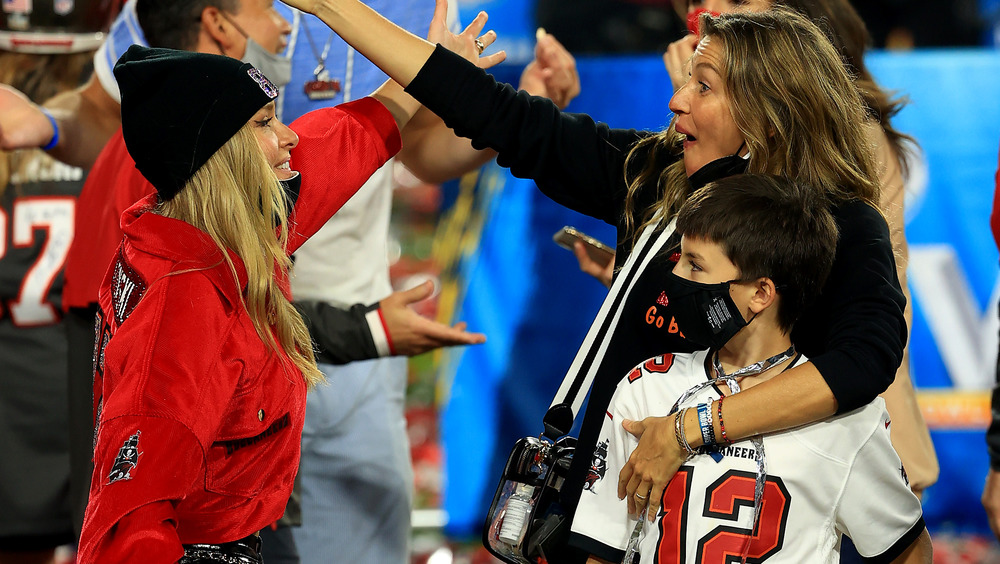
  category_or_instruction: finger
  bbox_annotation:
[478,51,506,69]
[622,418,645,438]
[625,473,644,516]
[452,321,468,331]
[633,480,652,514]
[573,242,601,276]
[462,10,489,39]
[478,29,498,50]
[647,479,668,521]
[397,280,435,306]
[646,498,661,522]
[413,317,486,345]
[618,459,635,500]
[429,0,449,31]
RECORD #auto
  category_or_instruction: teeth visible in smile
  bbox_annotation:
[277,162,290,170]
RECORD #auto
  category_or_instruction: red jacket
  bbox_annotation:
[77,98,400,563]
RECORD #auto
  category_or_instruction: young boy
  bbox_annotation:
[570,175,931,563]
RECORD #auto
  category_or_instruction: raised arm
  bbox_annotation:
[0,74,121,169]
[397,29,581,184]
[287,0,646,225]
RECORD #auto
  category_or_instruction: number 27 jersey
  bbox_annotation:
[569,351,925,564]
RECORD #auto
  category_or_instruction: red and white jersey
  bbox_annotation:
[570,351,925,564]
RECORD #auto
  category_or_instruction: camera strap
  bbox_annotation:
[543,216,678,439]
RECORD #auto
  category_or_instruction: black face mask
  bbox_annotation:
[687,143,750,191]
[280,171,301,208]
[662,269,750,350]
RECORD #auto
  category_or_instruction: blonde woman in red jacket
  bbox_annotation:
[77,45,417,563]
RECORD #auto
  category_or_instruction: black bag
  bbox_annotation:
[483,434,576,564]
[483,222,672,564]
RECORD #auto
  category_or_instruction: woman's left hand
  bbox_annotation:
[426,0,506,69]
[618,414,686,521]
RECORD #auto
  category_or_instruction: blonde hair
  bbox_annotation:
[621,8,880,244]
[0,50,94,197]
[157,124,323,387]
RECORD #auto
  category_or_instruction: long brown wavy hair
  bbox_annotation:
[772,0,917,174]
[622,8,880,245]
[157,125,323,387]
[0,51,94,197]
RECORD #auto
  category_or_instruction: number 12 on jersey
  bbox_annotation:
[656,467,791,563]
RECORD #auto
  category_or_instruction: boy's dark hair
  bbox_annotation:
[136,0,240,51]
[675,174,838,333]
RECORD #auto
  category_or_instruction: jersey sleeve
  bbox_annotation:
[569,381,641,562]
[93,0,148,103]
[285,97,402,252]
[834,410,925,562]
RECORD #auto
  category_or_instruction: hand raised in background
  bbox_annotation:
[0,84,55,152]
[427,0,506,70]
[519,29,580,110]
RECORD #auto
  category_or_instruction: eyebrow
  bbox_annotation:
[683,250,705,262]
[693,61,720,75]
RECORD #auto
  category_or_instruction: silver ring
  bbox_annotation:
[474,38,485,55]
[635,492,647,500]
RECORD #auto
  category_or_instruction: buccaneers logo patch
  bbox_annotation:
[583,439,609,493]
[107,431,142,485]
[111,251,147,326]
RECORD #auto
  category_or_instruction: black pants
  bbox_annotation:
[260,525,299,564]
[66,305,98,540]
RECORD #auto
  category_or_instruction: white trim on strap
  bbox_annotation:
[549,216,678,417]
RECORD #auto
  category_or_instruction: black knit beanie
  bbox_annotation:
[114,45,279,200]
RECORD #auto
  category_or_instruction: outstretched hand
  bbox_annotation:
[618,414,686,521]
[518,29,580,110]
[0,85,55,151]
[380,280,487,357]
[427,0,506,70]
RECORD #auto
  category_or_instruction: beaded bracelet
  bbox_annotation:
[717,396,733,445]
[39,107,60,151]
[674,407,698,457]
[696,402,716,447]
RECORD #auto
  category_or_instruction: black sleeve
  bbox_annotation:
[792,200,908,413]
[861,518,926,564]
[293,301,379,365]
[405,45,653,226]
[988,300,1000,469]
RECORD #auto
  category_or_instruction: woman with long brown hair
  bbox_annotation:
[663,0,939,502]
[283,0,906,556]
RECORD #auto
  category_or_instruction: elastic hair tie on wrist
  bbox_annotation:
[717,396,733,445]
[39,107,60,151]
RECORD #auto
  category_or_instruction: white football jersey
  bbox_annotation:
[570,351,924,564]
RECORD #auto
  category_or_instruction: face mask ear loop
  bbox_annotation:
[733,140,749,160]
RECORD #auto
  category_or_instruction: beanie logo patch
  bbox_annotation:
[248,68,279,99]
